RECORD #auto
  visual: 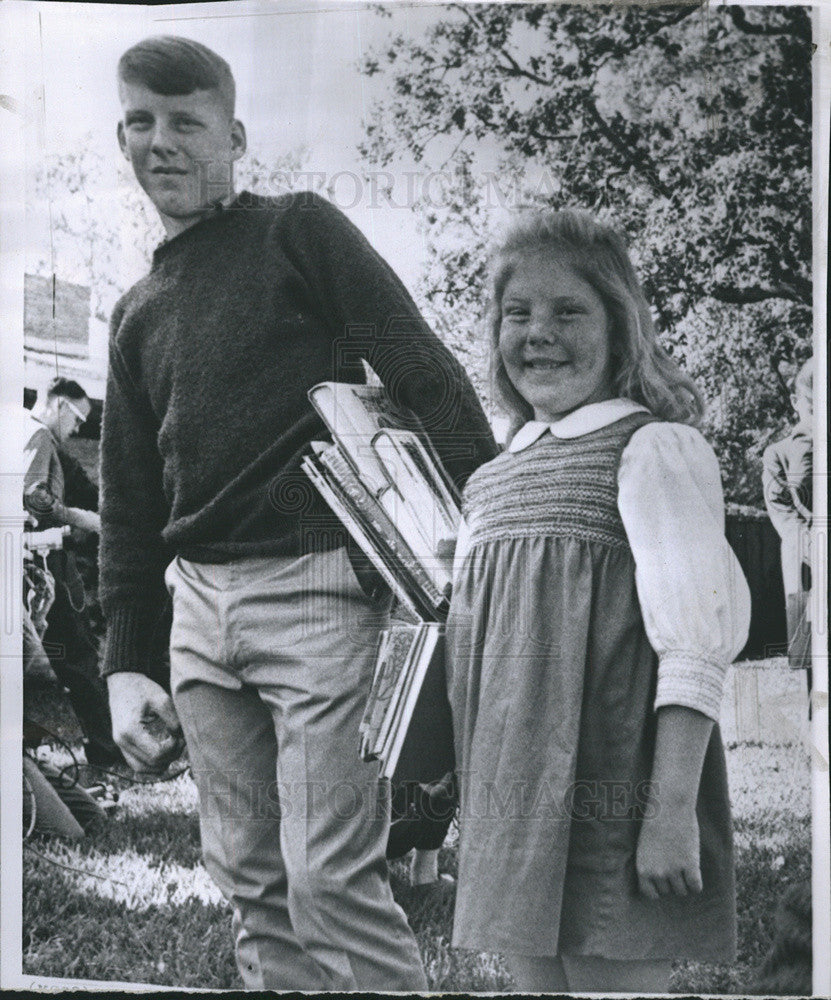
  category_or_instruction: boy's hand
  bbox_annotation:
[107,671,184,774]
[635,803,703,898]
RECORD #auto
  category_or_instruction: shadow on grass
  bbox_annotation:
[389,856,514,992]
[735,818,811,995]
[20,751,812,993]
[23,819,812,994]
[672,817,811,995]
[23,853,240,988]
[83,809,203,869]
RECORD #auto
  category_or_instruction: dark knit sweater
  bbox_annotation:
[99,190,497,681]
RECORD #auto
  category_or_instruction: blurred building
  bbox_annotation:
[24,273,105,410]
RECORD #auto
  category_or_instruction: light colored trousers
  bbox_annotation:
[165,547,427,991]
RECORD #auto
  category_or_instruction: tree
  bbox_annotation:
[359,4,813,504]
[31,143,309,347]
[31,148,160,334]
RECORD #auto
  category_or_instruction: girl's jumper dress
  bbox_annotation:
[446,400,751,960]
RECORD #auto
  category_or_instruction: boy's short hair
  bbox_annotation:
[46,376,88,403]
[118,36,235,117]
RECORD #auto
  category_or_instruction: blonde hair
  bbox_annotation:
[119,36,236,118]
[486,209,704,436]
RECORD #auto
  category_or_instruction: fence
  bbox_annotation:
[725,507,788,661]
[723,507,809,744]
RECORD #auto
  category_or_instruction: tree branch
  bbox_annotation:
[591,3,704,76]
[528,127,599,144]
[496,50,553,87]
[709,283,810,306]
[582,98,673,200]
[439,129,473,170]
[452,4,554,87]
[727,7,811,42]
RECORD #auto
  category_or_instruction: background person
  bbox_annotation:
[762,357,813,673]
[25,378,100,534]
[24,378,122,768]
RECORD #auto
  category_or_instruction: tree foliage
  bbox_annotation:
[360,3,813,504]
[31,145,308,339]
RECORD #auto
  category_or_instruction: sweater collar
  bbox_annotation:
[152,191,255,264]
[507,398,651,453]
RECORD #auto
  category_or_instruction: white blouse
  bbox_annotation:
[453,399,751,723]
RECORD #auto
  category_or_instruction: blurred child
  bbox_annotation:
[446,210,751,992]
[763,358,813,670]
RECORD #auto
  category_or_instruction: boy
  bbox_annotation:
[100,35,496,990]
[763,358,813,670]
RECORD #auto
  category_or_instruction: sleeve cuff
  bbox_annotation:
[101,606,150,678]
[654,651,728,723]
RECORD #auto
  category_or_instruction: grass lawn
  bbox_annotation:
[20,664,811,992]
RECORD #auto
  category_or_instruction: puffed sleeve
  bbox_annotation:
[618,422,751,722]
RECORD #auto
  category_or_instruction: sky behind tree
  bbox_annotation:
[19,0,455,308]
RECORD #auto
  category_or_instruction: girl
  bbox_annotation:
[447,210,751,993]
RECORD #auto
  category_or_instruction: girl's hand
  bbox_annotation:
[635,802,703,898]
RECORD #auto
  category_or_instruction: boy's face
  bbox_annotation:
[117,82,245,237]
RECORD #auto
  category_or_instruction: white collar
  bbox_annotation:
[507,398,651,452]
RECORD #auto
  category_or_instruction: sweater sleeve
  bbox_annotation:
[276,193,498,492]
[617,422,751,722]
[98,325,173,685]
[24,426,57,494]
[763,434,812,537]
[23,426,63,525]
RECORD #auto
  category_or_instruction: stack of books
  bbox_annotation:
[301,370,458,779]
[357,621,444,779]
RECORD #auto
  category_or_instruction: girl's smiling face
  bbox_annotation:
[498,249,615,423]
